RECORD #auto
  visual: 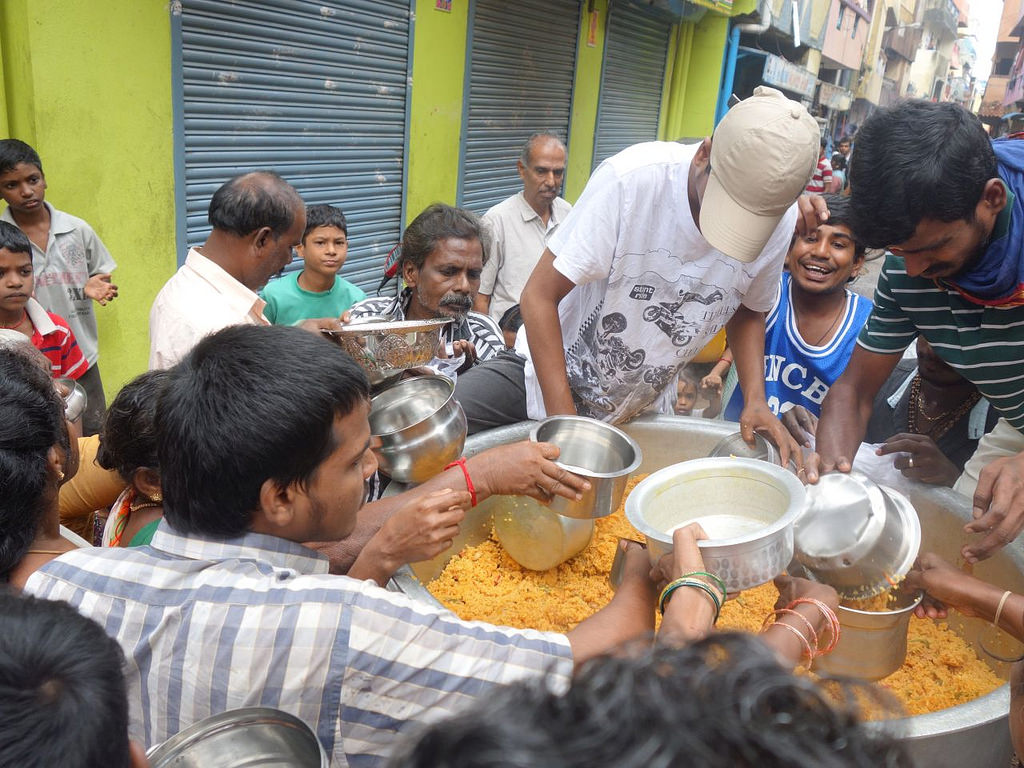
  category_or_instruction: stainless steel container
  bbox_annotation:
[708,431,779,464]
[624,457,806,592]
[323,317,450,385]
[146,707,328,768]
[794,473,922,598]
[530,416,642,519]
[388,416,1021,767]
[814,590,925,681]
[369,375,467,484]
[493,496,595,570]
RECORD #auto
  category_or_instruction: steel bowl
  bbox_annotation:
[369,375,467,484]
[708,431,779,464]
[529,416,642,519]
[793,473,922,599]
[814,590,925,681]
[146,707,328,768]
[323,317,450,385]
[625,457,806,592]
[493,496,595,571]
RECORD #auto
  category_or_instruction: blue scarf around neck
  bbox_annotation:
[945,138,1024,306]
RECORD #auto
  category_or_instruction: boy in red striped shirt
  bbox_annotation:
[804,138,833,195]
[0,221,86,379]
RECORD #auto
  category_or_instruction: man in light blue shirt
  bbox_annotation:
[26,324,659,766]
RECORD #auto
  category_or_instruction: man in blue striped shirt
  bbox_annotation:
[25,324,666,767]
[810,100,1024,564]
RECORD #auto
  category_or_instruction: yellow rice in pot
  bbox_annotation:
[427,475,1004,717]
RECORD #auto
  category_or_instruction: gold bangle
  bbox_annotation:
[993,590,1013,629]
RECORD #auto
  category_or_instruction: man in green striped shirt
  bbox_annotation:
[810,100,1024,564]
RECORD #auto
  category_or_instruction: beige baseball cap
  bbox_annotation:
[700,86,820,263]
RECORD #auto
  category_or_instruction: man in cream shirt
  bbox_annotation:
[149,172,305,369]
[474,133,571,323]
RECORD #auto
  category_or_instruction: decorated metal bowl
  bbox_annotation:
[323,317,450,385]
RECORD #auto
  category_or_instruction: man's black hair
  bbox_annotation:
[157,324,370,538]
[400,203,491,271]
[498,304,523,335]
[0,592,133,768]
[389,634,909,768]
[0,139,43,176]
[0,351,68,582]
[818,194,866,261]
[848,100,997,248]
[303,203,348,240]
[97,369,175,485]
[208,171,303,239]
[0,221,32,256]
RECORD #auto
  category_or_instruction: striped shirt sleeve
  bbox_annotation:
[857,253,917,354]
[467,311,506,362]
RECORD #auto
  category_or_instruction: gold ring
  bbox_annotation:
[797,467,806,474]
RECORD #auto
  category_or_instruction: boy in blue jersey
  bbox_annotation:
[261,203,366,325]
[723,195,870,422]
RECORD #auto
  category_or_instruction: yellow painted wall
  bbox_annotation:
[0,0,175,398]
[564,0,609,202]
[661,14,730,142]
[0,31,8,137]
[405,0,471,221]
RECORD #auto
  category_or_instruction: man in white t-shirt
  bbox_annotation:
[454,87,820,467]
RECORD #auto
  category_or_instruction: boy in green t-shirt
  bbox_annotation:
[261,203,366,325]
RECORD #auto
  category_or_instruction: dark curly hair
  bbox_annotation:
[848,100,996,248]
[400,203,491,270]
[97,370,175,485]
[389,633,909,768]
[0,350,68,581]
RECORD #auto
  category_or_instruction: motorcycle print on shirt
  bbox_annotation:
[564,249,748,424]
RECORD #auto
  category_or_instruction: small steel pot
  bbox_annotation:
[530,416,642,519]
[625,457,806,592]
[369,375,467,484]
[814,590,925,681]
[793,473,922,599]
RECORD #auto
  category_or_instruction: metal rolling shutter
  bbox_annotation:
[459,0,581,215]
[175,0,411,291]
[593,1,672,166]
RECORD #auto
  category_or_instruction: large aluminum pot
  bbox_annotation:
[388,416,1021,767]
[530,416,642,519]
[369,375,467,484]
[624,457,806,592]
[146,707,328,767]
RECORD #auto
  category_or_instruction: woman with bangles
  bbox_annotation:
[646,522,842,669]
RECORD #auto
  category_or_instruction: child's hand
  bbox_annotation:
[699,372,723,396]
[85,273,118,305]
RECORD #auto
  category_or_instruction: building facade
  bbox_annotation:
[0,0,751,393]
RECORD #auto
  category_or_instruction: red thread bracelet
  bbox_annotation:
[444,457,477,507]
